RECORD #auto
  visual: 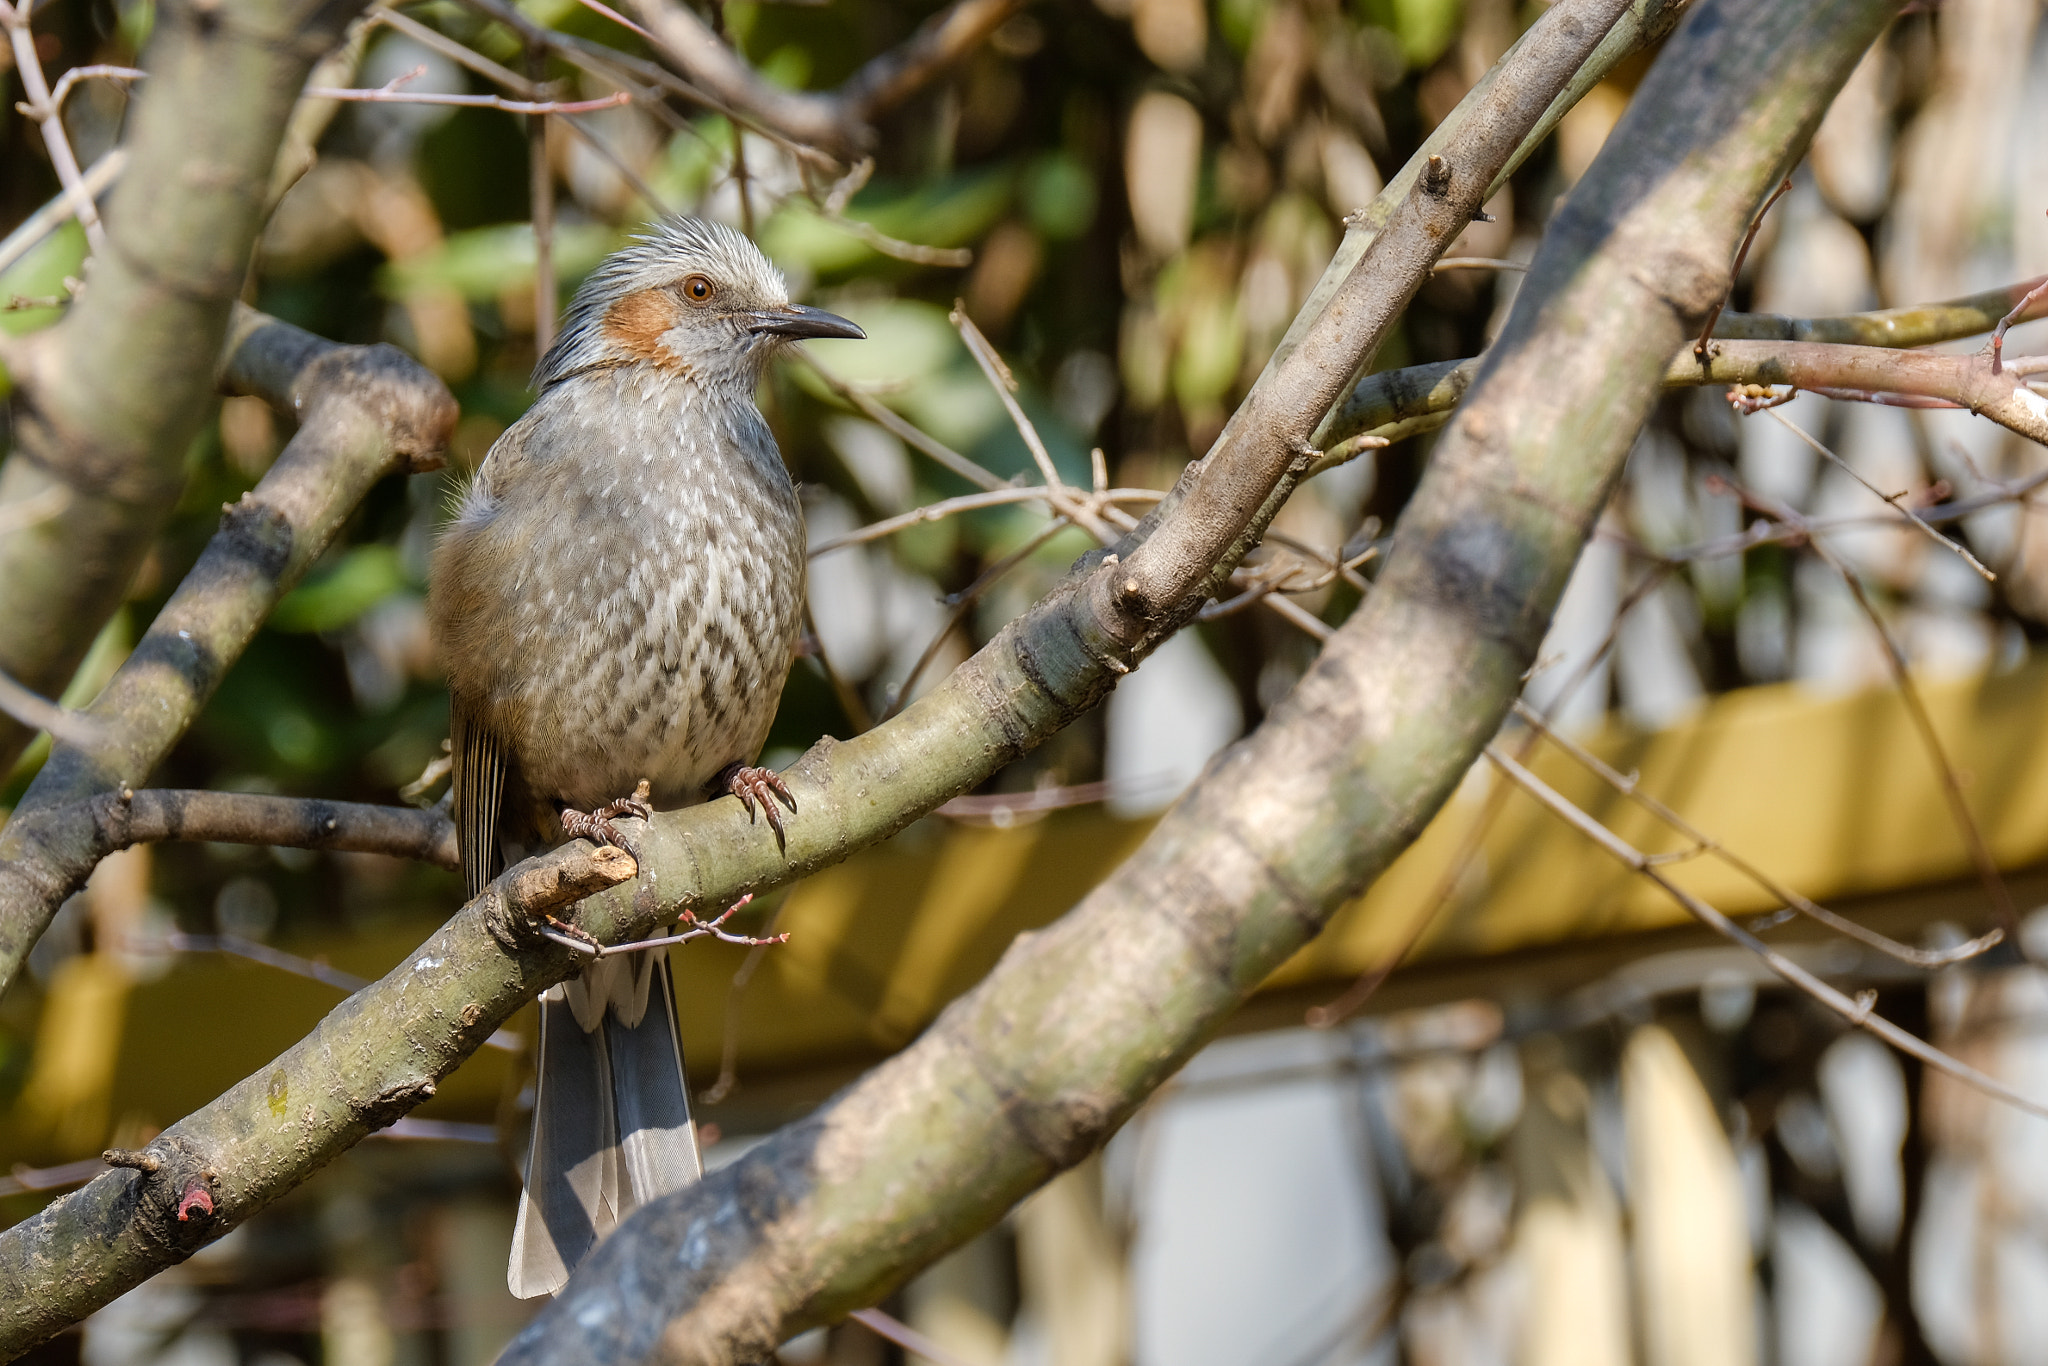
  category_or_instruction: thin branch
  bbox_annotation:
[951,310,1065,492]
[880,517,1073,723]
[1485,743,2048,1119]
[366,9,674,215]
[1740,483,2025,949]
[1509,700,2002,969]
[0,150,122,278]
[1993,278,2048,374]
[934,779,1140,824]
[79,787,459,869]
[1,0,109,252]
[1761,406,1994,580]
[1322,275,2048,456]
[823,213,974,267]
[850,1308,989,1366]
[836,0,1026,122]
[1431,256,1529,272]
[800,600,873,734]
[800,355,1010,492]
[1992,216,2048,374]
[1694,173,1790,360]
[44,64,143,114]
[807,488,1162,558]
[0,667,104,751]
[454,0,832,167]
[303,82,630,114]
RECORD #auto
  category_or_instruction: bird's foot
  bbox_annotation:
[715,763,797,848]
[560,778,653,853]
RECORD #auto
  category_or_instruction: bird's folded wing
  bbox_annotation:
[450,699,507,901]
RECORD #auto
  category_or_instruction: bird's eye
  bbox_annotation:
[680,275,715,306]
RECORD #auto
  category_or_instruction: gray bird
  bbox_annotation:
[428,217,863,1298]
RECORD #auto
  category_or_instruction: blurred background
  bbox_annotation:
[6,0,2048,1361]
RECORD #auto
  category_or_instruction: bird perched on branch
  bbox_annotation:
[429,217,863,1298]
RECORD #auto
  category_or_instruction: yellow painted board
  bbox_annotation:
[9,657,2048,1164]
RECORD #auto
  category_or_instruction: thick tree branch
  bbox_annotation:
[493,0,1896,1361]
[0,4,1633,1347]
[624,0,1024,159]
[0,841,634,1351]
[0,0,372,777]
[0,310,455,995]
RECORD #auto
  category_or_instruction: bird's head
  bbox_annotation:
[535,217,863,393]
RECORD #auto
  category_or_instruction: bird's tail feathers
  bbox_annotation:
[509,952,702,1300]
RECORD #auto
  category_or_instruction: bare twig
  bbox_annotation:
[934,779,1142,824]
[952,311,1063,490]
[1760,406,1994,580]
[1694,174,1790,361]
[0,666,104,750]
[953,307,1125,543]
[697,897,790,1105]
[807,487,1162,558]
[1992,280,2048,374]
[850,1309,989,1366]
[1,0,109,252]
[801,355,1010,492]
[542,896,788,954]
[835,0,1026,122]
[365,9,673,214]
[0,150,123,278]
[881,518,1074,722]
[1431,256,1529,272]
[1509,700,2002,968]
[1486,744,2048,1119]
[43,64,144,114]
[527,49,559,352]
[303,81,630,114]
[1739,484,2025,949]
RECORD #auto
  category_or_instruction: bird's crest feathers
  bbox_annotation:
[535,217,789,390]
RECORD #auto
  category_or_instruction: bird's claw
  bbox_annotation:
[717,764,796,847]
[560,779,653,852]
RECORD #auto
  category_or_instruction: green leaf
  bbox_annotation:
[271,547,410,634]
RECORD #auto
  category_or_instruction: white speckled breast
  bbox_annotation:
[436,366,805,814]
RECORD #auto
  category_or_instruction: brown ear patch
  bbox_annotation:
[603,288,685,367]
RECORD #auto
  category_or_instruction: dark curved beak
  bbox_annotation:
[750,304,866,341]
